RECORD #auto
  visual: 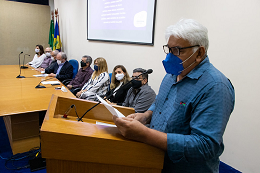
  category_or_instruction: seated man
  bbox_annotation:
[39,47,53,69]
[122,68,156,113]
[45,52,73,82]
[67,55,93,95]
[38,50,59,72]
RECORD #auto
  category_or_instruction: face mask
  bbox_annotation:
[115,73,124,81]
[45,53,51,57]
[81,61,87,68]
[51,56,54,60]
[35,49,40,53]
[94,65,99,71]
[162,49,198,75]
[132,79,142,89]
[57,60,62,65]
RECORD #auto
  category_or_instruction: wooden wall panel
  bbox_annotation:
[0,0,50,65]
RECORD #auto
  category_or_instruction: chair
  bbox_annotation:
[62,59,78,86]
[62,79,72,86]
[109,73,112,83]
[69,59,79,79]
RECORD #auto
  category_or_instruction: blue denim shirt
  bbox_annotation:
[149,57,235,173]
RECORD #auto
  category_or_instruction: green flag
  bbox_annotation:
[48,20,54,49]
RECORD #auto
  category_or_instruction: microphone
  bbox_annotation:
[134,68,153,79]
[63,105,74,118]
[144,69,153,74]
[21,54,30,69]
[16,52,25,78]
[35,77,55,88]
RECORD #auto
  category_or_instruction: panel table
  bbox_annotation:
[0,65,75,154]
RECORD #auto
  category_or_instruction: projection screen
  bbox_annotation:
[87,0,157,45]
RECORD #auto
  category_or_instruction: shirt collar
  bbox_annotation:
[186,56,210,79]
[81,66,91,71]
[133,82,148,94]
[140,82,148,89]
[59,61,66,66]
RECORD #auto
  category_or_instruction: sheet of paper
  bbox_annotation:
[96,94,125,118]
[61,86,67,92]
[96,121,117,127]
[41,81,60,85]
[33,74,48,77]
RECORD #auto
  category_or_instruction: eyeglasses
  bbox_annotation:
[163,45,200,56]
[132,76,142,80]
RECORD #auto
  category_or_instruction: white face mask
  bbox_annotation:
[45,52,51,57]
[115,73,124,81]
[57,60,62,65]
[35,49,40,53]
[51,56,54,60]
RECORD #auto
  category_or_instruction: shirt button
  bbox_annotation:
[166,98,168,100]
[159,112,161,114]
[151,125,154,128]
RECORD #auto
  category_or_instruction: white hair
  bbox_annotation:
[52,50,59,56]
[58,52,67,60]
[165,19,209,53]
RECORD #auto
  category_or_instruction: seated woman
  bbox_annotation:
[104,65,131,105]
[76,57,110,101]
[27,45,46,68]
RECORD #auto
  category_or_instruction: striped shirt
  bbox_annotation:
[80,72,110,101]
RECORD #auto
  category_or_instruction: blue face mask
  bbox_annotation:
[94,65,99,71]
[162,49,198,75]
[162,53,184,75]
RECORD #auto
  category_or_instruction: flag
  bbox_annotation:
[53,19,62,51]
[48,19,54,49]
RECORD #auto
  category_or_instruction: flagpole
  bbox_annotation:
[52,11,54,50]
[48,11,54,49]
[51,11,54,21]
[55,9,61,52]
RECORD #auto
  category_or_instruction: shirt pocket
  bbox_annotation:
[165,100,187,133]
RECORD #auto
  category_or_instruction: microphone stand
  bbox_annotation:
[21,54,30,69]
[77,101,101,122]
[35,77,55,88]
[16,52,25,78]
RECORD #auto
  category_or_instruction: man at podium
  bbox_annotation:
[113,19,235,173]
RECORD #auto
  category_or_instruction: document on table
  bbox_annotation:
[33,74,48,77]
[41,81,60,85]
[96,121,117,127]
[96,94,125,118]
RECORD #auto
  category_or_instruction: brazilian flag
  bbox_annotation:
[48,20,54,49]
[53,19,62,51]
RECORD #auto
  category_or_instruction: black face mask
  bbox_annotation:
[81,61,87,68]
[132,80,142,89]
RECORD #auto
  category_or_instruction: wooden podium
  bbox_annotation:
[41,95,165,173]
